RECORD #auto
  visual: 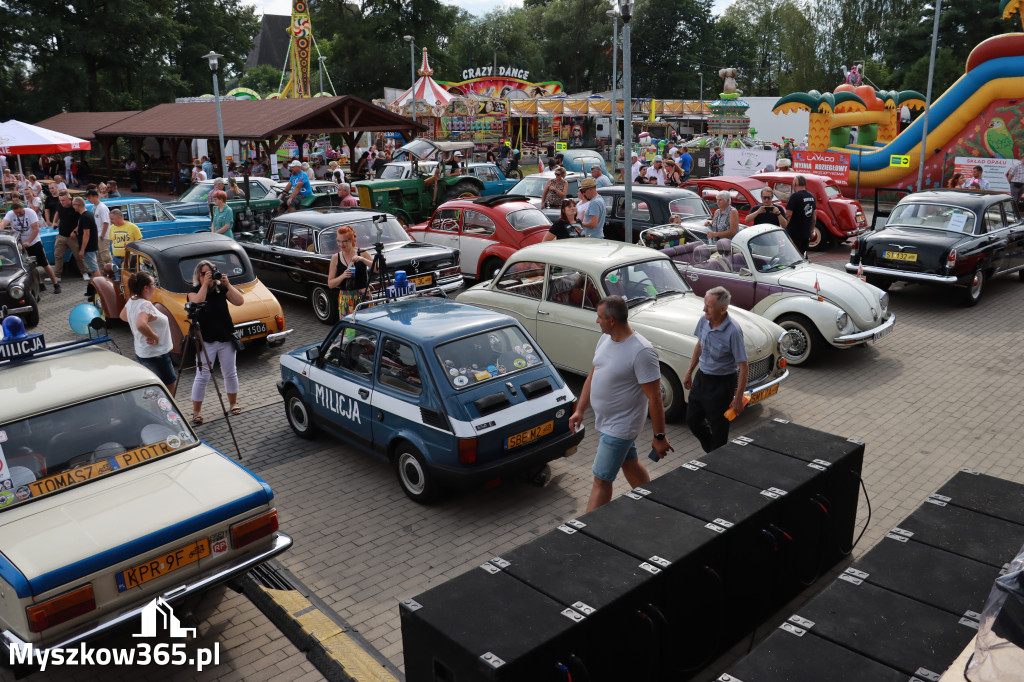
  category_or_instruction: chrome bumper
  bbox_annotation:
[266,329,293,347]
[749,368,789,392]
[439,276,465,293]
[0,304,33,316]
[834,313,896,344]
[844,263,958,284]
[2,533,292,653]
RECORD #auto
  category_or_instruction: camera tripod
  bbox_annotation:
[173,306,242,459]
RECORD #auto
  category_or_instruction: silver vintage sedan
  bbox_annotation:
[457,240,792,421]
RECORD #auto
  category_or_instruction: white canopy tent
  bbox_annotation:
[0,119,92,194]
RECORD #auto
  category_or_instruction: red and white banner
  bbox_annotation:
[793,151,851,185]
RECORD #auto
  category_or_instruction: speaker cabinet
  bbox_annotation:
[892,499,1024,569]
[932,468,1024,526]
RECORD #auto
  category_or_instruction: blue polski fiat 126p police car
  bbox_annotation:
[277,297,585,503]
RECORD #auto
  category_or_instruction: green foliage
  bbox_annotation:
[239,65,285,98]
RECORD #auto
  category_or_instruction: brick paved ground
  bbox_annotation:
[14,214,1024,679]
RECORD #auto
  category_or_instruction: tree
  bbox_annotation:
[630,0,718,99]
[239,65,285,98]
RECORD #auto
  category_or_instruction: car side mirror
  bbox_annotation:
[306,346,321,363]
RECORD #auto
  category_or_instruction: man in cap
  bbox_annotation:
[278,160,312,214]
[631,152,642,182]
[579,177,606,238]
[448,151,464,176]
[651,156,667,186]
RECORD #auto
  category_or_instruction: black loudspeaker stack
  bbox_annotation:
[718,469,1024,682]
[401,419,864,682]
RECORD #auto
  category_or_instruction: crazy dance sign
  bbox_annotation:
[440,75,563,100]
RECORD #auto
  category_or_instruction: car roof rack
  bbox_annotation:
[470,194,533,207]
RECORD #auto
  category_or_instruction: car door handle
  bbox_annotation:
[302,259,311,264]
[538,309,549,315]
[358,388,369,399]
[687,274,699,281]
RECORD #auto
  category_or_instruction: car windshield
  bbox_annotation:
[748,229,805,270]
[178,183,212,203]
[0,386,199,513]
[318,216,410,253]
[602,258,690,304]
[572,155,603,170]
[395,139,439,161]
[886,203,977,233]
[506,208,551,231]
[669,197,711,217]
[0,243,19,269]
[379,164,408,180]
[435,325,545,390]
[177,251,254,292]
[508,177,550,198]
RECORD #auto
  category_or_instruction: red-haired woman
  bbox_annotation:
[327,225,375,319]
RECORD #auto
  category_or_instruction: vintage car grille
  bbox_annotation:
[748,355,772,385]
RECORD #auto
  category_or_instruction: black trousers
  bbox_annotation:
[686,370,737,453]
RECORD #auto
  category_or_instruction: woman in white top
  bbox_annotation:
[53,175,68,191]
[27,175,42,197]
[119,271,177,393]
[22,188,42,215]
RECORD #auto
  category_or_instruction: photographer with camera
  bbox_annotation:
[745,188,789,229]
[120,272,176,393]
[187,260,244,424]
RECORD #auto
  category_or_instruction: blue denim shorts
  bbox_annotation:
[593,431,638,482]
[82,250,98,273]
[138,353,177,386]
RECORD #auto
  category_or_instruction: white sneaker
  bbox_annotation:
[82,274,90,281]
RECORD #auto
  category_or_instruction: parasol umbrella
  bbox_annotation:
[0,119,92,194]
[392,49,453,111]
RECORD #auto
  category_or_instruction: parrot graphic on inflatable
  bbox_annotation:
[983,118,1015,159]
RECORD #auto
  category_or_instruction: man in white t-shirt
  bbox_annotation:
[87,189,113,269]
[570,295,672,511]
[1,202,60,292]
[630,152,642,182]
[650,156,667,186]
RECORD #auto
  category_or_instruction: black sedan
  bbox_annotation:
[597,185,712,242]
[846,190,1024,306]
[0,234,41,327]
[238,209,463,324]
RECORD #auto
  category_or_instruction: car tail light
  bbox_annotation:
[440,266,460,278]
[856,211,867,227]
[231,509,280,550]
[947,249,957,265]
[276,314,285,331]
[458,438,477,465]
[27,585,96,633]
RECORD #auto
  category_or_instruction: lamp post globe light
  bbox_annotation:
[202,51,229,178]
[619,0,634,242]
[403,35,416,123]
[606,8,619,171]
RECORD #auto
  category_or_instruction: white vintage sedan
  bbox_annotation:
[457,240,792,421]
[666,224,895,364]
[0,336,291,652]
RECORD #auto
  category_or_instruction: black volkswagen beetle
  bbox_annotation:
[597,185,711,242]
[238,208,463,324]
[846,190,1024,306]
[0,234,41,327]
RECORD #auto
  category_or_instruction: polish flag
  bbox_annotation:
[814,274,822,300]
[856,262,864,281]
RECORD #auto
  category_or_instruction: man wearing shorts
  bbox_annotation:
[72,197,101,279]
[279,160,312,213]
[570,295,673,512]
[0,202,60,293]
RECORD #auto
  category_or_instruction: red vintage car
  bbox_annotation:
[750,171,868,250]
[681,176,786,224]
[407,195,552,281]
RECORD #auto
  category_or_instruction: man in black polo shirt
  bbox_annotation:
[71,197,101,279]
[746,188,790,228]
[784,175,816,254]
[52,191,89,282]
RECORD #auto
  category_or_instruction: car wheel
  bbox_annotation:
[508,169,523,180]
[962,267,985,307]
[480,257,504,281]
[442,180,481,202]
[1018,268,1024,282]
[310,285,339,325]
[89,288,108,322]
[394,444,441,504]
[776,314,824,366]
[809,222,830,251]
[24,292,39,328]
[659,366,685,422]
[866,274,891,292]
[284,388,318,440]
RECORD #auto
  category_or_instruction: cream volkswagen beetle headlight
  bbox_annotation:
[879,291,889,315]
[836,311,849,331]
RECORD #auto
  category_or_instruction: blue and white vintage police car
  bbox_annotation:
[277,297,585,502]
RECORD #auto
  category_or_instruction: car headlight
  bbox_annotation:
[836,311,849,331]
[879,291,889,315]
[778,330,794,354]
[9,282,24,299]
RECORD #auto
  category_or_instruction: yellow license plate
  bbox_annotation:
[116,538,211,592]
[883,250,917,262]
[506,420,554,450]
[411,274,433,287]
[749,384,779,405]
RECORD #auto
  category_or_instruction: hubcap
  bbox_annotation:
[783,326,809,360]
[289,398,308,430]
[971,274,981,295]
[314,290,329,319]
[660,377,674,411]
[398,453,425,495]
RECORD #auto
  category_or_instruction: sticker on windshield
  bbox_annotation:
[0,430,6,443]
[157,398,172,411]
[526,354,539,364]
[167,412,180,424]
[454,375,468,387]
[14,485,31,501]
[232,267,244,275]
[166,435,182,449]
[0,492,13,508]
[143,388,159,400]
[0,444,11,488]
[523,344,533,353]
[474,371,490,381]
[449,367,459,377]
[513,358,526,368]
[514,345,523,354]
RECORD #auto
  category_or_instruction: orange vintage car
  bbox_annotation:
[91,233,293,356]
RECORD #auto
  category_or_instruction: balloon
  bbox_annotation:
[69,303,103,335]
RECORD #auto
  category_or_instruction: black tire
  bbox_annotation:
[776,314,826,366]
[24,292,39,328]
[394,444,441,504]
[508,168,523,180]
[442,180,481,202]
[284,388,318,440]
[866,274,891,292]
[659,365,685,422]
[479,257,504,281]
[962,267,985,307]
[311,285,339,325]
[1018,268,1024,282]
[808,221,831,251]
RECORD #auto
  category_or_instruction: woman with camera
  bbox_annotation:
[120,272,177,393]
[327,225,374,319]
[187,260,244,424]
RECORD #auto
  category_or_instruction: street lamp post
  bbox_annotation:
[917,0,942,190]
[620,0,634,243]
[606,9,619,173]
[698,71,703,135]
[318,55,326,95]
[203,51,229,178]
[403,35,416,123]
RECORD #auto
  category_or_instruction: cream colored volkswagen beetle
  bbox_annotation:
[457,239,792,421]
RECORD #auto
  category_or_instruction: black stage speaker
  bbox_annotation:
[715,619,907,682]
[891,498,1024,569]
[846,532,1002,620]
[400,563,589,682]
[791,576,978,679]
[740,418,864,557]
[489,525,663,681]
[564,492,729,672]
[932,468,1024,526]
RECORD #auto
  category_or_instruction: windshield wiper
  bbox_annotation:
[656,289,685,298]
[625,295,656,307]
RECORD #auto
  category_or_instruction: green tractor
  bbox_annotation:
[353,140,484,224]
